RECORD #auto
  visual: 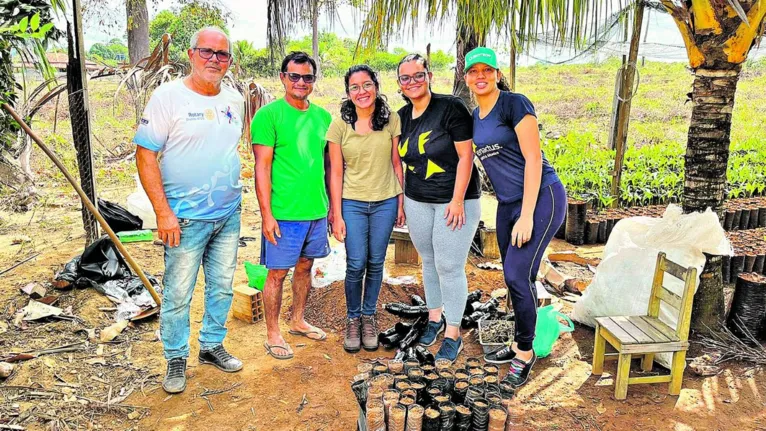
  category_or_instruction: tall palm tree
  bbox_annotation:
[356,0,766,330]
[357,0,618,107]
[662,0,765,332]
[266,0,341,75]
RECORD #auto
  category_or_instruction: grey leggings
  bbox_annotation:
[404,197,481,326]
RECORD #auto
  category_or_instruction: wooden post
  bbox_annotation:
[67,0,99,243]
[609,3,644,207]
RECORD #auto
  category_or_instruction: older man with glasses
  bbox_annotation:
[134,26,245,394]
[251,51,332,360]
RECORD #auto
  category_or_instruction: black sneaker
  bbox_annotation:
[503,353,537,388]
[484,345,516,364]
[418,317,446,347]
[199,345,243,373]
[163,358,187,394]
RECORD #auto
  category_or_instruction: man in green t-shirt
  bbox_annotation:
[251,52,333,360]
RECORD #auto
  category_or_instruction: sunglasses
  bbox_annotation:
[193,48,231,62]
[283,72,317,84]
[397,72,427,85]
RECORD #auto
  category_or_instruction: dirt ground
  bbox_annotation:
[2,194,766,431]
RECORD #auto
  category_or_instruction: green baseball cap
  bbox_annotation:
[464,47,498,72]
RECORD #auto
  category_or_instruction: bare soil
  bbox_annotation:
[2,195,766,430]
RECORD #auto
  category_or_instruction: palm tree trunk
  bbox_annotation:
[312,0,321,77]
[126,0,150,65]
[453,21,480,109]
[684,65,741,335]
[683,67,740,216]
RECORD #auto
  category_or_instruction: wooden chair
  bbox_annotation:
[592,252,697,400]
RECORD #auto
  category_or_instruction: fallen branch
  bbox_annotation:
[199,382,242,398]
[199,382,243,412]
[0,253,41,276]
[695,321,766,365]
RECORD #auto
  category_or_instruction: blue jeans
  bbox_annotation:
[342,197,398,318]
[160,207,241,360]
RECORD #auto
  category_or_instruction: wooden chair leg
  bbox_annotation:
[641,353,654,372]
[592,325,606,375]
[615,353,631,400]
[669,351,687,395]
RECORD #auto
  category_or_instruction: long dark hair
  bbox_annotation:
[340,65,391,132]
[396,53,432,104]
[497,74,512,92]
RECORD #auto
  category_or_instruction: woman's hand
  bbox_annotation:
[444,200,465,231]
[332,216,347,242]
[396,203,406,228]
[512,214,534,248]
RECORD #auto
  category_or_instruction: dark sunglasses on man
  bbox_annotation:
[193,48,231,62]
[282,72,317,84]
[397,72,427,85]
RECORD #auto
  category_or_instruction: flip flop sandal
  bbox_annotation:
[263,341,294,360]
[288,326,327,341]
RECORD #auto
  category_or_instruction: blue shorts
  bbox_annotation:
[260,218,331,270]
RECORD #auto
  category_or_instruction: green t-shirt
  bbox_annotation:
[251,98,332,221]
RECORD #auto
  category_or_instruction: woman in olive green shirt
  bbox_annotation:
[327,65,405,353]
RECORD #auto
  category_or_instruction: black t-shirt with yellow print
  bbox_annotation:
[397,93,482,204]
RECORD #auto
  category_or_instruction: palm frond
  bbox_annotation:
[357,0,640,54]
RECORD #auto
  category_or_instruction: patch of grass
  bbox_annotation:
[17,58,765,206]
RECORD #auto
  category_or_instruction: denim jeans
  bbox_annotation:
[160,207,241,360]
[342,197,398,318]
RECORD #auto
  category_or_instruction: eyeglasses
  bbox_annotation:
[348,82,375,94]
[193,48,231,62]
[283,72,317,84]
[397,72,427,85]
[466,66,495,77]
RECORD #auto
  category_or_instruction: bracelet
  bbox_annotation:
[452,200,464,207]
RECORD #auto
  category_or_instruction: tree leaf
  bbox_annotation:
[18,16,28,33]
[30,13,40,31]
[725,0,750,27]
[39,23,54,34]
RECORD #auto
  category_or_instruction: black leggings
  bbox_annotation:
[497,182,567,351]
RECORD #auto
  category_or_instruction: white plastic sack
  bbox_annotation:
[311,243,347,288]
[571,205,732,368]
[126,174,157,230]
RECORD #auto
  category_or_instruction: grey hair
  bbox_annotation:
[189,26,231,52]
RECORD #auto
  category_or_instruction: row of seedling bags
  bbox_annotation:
[378,291,512,362]
[723,254,766,284]
[353,356,515,431]
[562,201,766,246]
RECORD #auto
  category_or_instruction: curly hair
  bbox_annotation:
[340,65,391,132]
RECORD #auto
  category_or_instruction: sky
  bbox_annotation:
[78,0,764,64]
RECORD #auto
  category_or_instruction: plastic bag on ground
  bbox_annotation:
[571,205,732,368]
[127,174,157,229]
[54,236,162,321]
[534,305,575,358]
[78,236,131,283]
[98,198,143,233]
[311,243,346,288]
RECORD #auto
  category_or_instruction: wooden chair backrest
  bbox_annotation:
[646,252,698,342]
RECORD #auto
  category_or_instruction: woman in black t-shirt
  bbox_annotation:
[396,53,481,363]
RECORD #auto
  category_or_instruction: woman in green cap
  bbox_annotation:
[464,46,567,388]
